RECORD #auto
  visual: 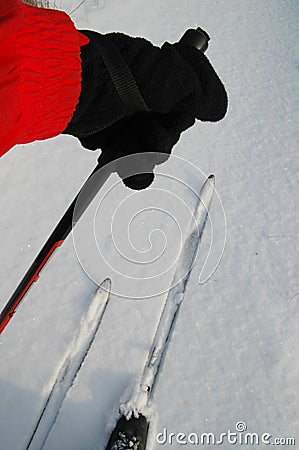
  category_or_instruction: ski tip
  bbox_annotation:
[195,174,215,214]
[98,278,111,293]
[201,173,215,196]
[200,173,215,195]
[207,173,215,184]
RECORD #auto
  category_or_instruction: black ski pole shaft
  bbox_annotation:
[0,27,210,335]
[0,158,112,334]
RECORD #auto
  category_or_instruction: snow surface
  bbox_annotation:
[0,0,298,449]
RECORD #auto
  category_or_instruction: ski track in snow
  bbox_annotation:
[0,1,298,450]
[25,279,110,450]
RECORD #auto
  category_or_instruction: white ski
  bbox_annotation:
[105,175,215,449]
[26,278,111,450]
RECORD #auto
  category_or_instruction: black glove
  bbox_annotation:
[82,110,196,189]
[64,30,228,189]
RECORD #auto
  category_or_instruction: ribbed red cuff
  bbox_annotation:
[0,0,89,156]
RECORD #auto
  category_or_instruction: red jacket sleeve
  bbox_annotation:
[0,0,89,157]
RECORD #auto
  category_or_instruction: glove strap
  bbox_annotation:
[94,34,149,113]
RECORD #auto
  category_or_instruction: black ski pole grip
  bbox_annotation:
[178,26,210,53]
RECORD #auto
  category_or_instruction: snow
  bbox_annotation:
[0,0,298,449]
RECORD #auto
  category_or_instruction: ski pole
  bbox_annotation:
[0,26,210,335]
[0,157,113,334]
